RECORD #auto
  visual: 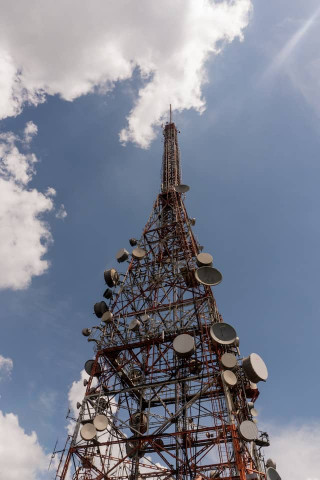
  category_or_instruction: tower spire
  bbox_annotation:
[162,107,181,192]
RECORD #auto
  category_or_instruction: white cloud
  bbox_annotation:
[265,422,320,480]
[0,410,47,480]
[68,369,88,419]
[0,124,55,290]
[0,0,252,147]
[55,204,67,220]
[23,121,38,144]
[0,354,13,380]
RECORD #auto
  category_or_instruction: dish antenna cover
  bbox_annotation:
[174,184,190,193]
[220,352,237,369]
[222,370,237,386]
[266,468,281,480]
[93,414,109,431]
[210,322,237,345]
[80,423,96,441]
[116,248,129,263]
[94,301,108,318]
[242,353,268,383]
[239,420,259,441]
[84,359,101,377]
[195,266,222,286]
[173,334,195,358]
[101,311,113,323]
[132,247,147,260]
[196,252,213,267]
[104,269,119,288]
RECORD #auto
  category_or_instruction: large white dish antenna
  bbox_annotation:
[210,323,237,345]
[242,353,268,383]
[173,334,195,358]
[80,423,96,441]
[239,420,258,441]
[93,414,109,431]
[195,266,222,286]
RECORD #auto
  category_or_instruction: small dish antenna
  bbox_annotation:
[132,248,147,260]
[174,184,190,193]
[222,370,237,386]
[104,269,119,288]
[242,353,268,383]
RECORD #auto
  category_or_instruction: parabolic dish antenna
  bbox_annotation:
[210,322,237,345]
[221,352,237,370]
[239,420,259,441]
[242,353,268,383]
[116,248,129,263]
[174,184,190,193]
[84,359,101,377]
[104,268,119,288]
[132,248,147,260]
[195,266,222,286]
[82,328,91,337]
[128,319,140,331]
[80,423,96,441]
[103,288,113,299]
[196,252,213,267]
[222,370,237,387]
[93,414,109,431]
[266,468,282,480]
[266,459,277,469]
[101,311,113,323]
[173,334,195,358]
[94,301,108,318]
[126,439,144,458]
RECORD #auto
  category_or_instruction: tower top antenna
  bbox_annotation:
[170,104,172,123]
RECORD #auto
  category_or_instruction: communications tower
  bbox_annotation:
[54,118,281,480]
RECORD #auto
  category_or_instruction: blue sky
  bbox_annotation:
[0,1,320,478]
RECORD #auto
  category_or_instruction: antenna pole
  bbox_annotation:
[170,104,172,123]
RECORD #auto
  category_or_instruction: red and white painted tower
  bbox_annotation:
[54,119,280,480]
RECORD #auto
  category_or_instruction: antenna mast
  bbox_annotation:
[54,119,280,480]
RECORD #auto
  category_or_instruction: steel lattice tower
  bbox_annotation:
[54,121,281,480]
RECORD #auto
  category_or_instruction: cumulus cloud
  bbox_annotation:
[265,422,320,480]
[0,124,55,290]
[56,204,67,220]
[0,354,13,380]
[68,369,88,419]
[0,0,252,147]
[0,410,47,480]
[23,121,38,144]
